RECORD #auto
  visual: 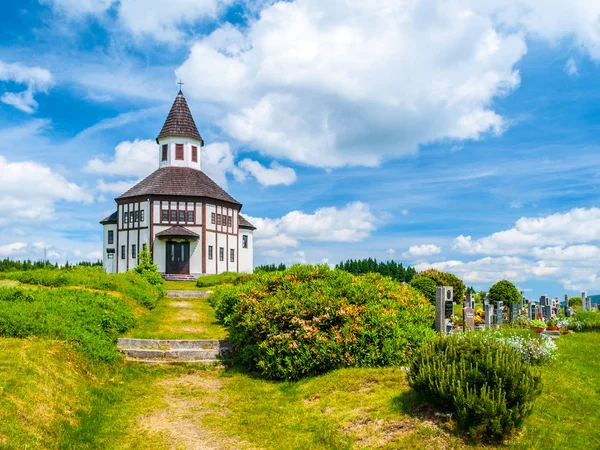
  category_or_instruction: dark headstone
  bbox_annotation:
[509,304,519,323]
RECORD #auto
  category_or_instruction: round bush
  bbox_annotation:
[214,264,435,380]
[408,333,543,442]
[409,276,437,305]
[568,296,582,307]
[412,269,465,304]
[488,279,520,306]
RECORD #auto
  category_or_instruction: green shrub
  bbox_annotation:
[409,277,437,305]
[0,267,160,309]
[570,311,600,332]
[0,287,134,362]
[568,296,582,307]
[488,279,520,306]
[408,333,543,442]
[133,246,165,299]
[412,269,465,304]
[196,272,254,288]
[213,264,435,380]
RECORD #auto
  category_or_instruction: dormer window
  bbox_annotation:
[175,144,184,160]
[162,144,168,161]
[192,146,198,162]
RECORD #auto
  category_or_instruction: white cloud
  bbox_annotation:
[564,57,578,76]
[237,159,296,186]
[96,179,138,195]
[454,207,600,255]
[510,201,523,208]
[0,242,28,258]
[402,244,442,259]
[41,0,115,16]
[85,139,157,178]
[0,60,53,113]
[246,202,376,253]
[174,0,600,168]
[0,155,92,226]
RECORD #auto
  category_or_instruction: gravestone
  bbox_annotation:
[539,295,550,307]
[582,292,588,311]
[435,286,454,334]
[586,296,593,311]
[484,303,494,329]
[564,294,568,315]
[495,301,504,326]
[466,292,475,309]
[520,295,525,309]
[528,303,537,321]
[543,305,552,321]
[463,306,475,331]
[509,303,519,323]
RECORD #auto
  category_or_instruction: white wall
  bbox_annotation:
[102,223,117,274]
[238,229,254,274]
[157,137,203,171]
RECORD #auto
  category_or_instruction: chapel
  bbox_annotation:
[100,89,255,277]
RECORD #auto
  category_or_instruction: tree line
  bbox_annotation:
[335,258,417,283]
[0,258,102,272]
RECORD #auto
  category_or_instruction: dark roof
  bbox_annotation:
[100,210,118,225]
[239,214,256,230]
[157,91,203,144]
[156,226,199,239]
[117,166,241,205]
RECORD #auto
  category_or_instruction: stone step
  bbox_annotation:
[124,358,222,366]
[162,274,198,282]
[119,348,225,360]
[166,290,210,298]
[117,338,231,351]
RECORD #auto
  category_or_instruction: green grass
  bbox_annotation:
[125,295,228,340]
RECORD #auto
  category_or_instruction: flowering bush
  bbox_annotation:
[211,264,435,380]
[490,330,558,365]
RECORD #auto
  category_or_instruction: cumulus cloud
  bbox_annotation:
[402,244,442,259]
[564,57,578,76]
[417,207,600,291]
[237,159,296,186]
[0,155,92,225]
[246,202,376,253]
[85,139,157,178]
[0,60,53,113]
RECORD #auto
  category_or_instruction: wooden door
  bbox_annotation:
[166,242,190,274]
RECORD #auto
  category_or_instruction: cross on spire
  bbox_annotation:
[177,80,184,92]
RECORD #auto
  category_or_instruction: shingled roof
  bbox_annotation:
[156,226,199,239]
[239,214,256,230]
[117,166,241,205]
[100,210,118,224]
[156,91,204,144]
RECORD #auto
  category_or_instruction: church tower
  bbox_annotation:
[156,90,204,171]
[100,88,255,278]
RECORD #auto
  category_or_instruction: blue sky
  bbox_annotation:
[2,0,600,300]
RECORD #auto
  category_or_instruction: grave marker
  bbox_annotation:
[435,286,454,334]
[463,306,475,331]
[509,303,519,323]
[484,303,494,329]
[543,305,552,321]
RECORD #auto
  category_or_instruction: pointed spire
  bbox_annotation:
[156,90,203,145]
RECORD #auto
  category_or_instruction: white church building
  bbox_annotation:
[100,89,255,277]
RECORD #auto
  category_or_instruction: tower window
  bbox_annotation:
[108,230,114,245]
[175,144,184,160]
[208,245,213,260]
[230,249,235,262]
[242,235,248,249]
[162,144,168,161]
[219,247,224,261]
[192,145,198,162]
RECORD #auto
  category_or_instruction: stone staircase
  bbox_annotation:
[118,338,233,365]
[161,274,198,282]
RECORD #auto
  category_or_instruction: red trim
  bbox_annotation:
[150,200,154,255]
[192,145,198,162]
[175,143,184,160]
[202,203,206,274]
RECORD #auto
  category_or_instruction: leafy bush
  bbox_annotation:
[133,246,165,298]
[412,269,465,304]
[0,287,134,362]
[569,311,600,332]
[196,272,254,288]
[408,333,543,442]
[488,280,520,306]
[568,296,582,307]
[0,267,160,308]
[213,264,435,380]
[409,276,437,305]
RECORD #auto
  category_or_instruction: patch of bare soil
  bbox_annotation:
[180,327,206,333]
[175,310,200,322]
[136,372,250,450]
[170,301,193,308]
